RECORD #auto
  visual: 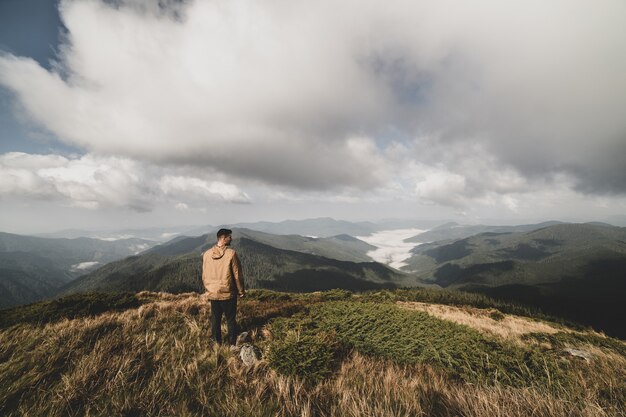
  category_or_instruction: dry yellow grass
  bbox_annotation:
[396,300,565,343]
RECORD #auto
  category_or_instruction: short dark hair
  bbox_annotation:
[217,228,232,239]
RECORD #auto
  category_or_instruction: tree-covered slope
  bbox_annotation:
[403,223,626,337]
[405,223,626,286]
[59,237,411,296]
[0,232,158,308]
[148,228,375,262]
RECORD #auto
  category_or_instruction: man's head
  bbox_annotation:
[216,228,233,247]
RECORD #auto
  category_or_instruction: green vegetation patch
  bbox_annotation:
[0,292,143,329]
[267,330,343,384]
[245,289,299,302]
[268,301,571,388]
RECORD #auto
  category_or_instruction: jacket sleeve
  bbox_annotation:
[231,251,245,295]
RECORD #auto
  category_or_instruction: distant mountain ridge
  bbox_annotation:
[0,232,158,308]
[31,217,437,242]
[34,225,207,242]
[228,217,379,237]
[405,221,564,243]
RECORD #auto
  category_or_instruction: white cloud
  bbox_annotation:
[0,152,249,210]
[0,0,389,190]
[174,202,189,211]
[0,0,623,194]
[0,0,624,232]
[415,169,467,207]
[70,261,100,271]
[160,175,250,204]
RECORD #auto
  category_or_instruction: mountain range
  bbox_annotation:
[58,229,409,296]
[2,219,625,337]
[34,217,439,241]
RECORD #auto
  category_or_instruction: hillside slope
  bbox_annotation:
[228,217,379,237]
[0,232,157,308]
[148,228,375,262]
[0,290,623,417]
[405,223,626,286]
[405,221,563,243]
[59,237,410,296]
[403,223,626,337]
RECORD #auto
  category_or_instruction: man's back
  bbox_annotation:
[202,244,244,300]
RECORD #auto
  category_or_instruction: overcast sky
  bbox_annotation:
[1,0,626,234]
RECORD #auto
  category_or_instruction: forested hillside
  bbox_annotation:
[0,232,157,308]
[59,237,410,296]
[403,223,626,337]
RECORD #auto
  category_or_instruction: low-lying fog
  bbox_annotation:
[357,228,426,269]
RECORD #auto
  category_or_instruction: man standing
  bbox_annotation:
[202,228,245,346]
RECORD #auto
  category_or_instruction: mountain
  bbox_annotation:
[0,232,158,308]
[58,234,411,296]
[1,289,623,416]
[405,221,564,243]
[227,229,376,262]
[371,218,450,230]
[146,228,376,262]
[403,223,626,337]
[0,251,72,308]
[226,217,380,237]
[32,217,417,242]
[33,217,444,244]
[35,225,209,242]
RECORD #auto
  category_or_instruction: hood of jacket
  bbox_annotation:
[209,245,227,259]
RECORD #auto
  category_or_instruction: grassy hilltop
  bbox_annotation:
[1,289,624,417]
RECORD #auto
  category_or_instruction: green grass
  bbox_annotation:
[267,301,572,389]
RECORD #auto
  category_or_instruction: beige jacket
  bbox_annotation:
[202,245,245,300]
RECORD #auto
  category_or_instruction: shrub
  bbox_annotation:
[318,288,353,301]
[245,289,295,302]
[489,310,506,321]
[267,330,343,384]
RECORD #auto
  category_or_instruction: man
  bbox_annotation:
[202,228,245,346]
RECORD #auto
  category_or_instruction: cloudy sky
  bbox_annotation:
[1,0,625,234]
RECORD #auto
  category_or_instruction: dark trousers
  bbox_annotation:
[210,297,238,345]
